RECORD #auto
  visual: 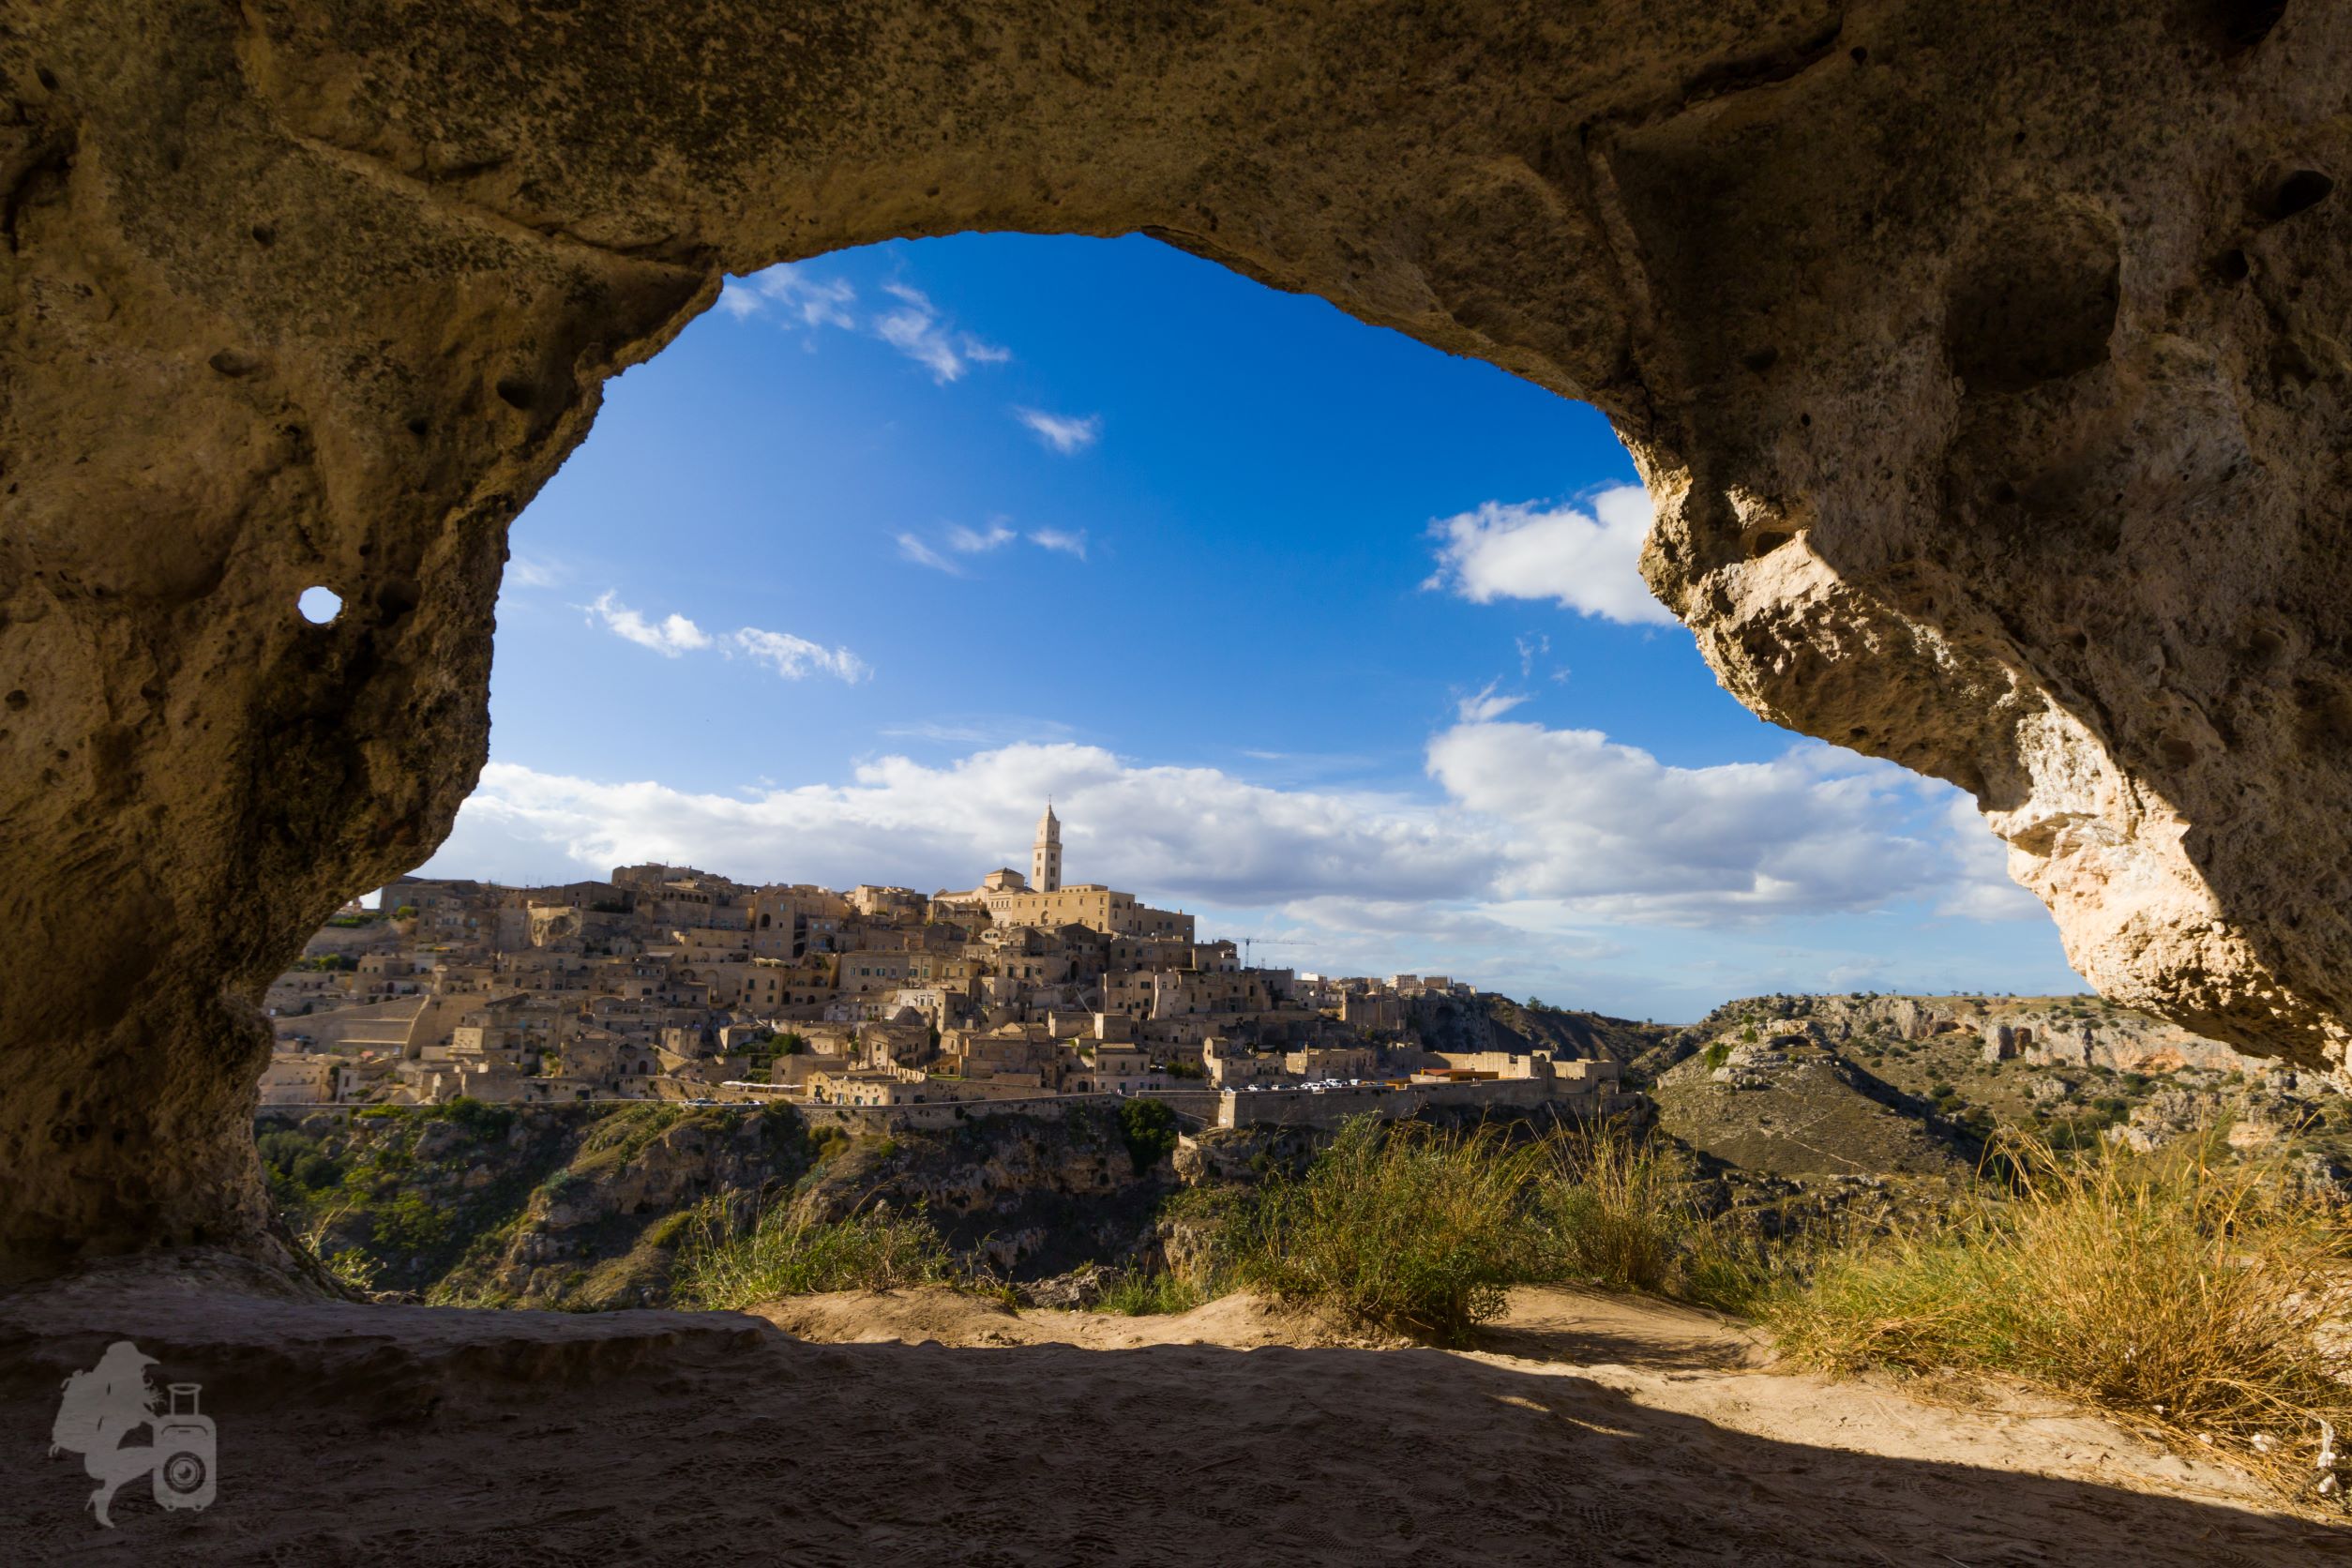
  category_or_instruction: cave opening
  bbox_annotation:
[248,232,2081,1307]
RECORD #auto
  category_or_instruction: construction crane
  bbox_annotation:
[1239,936,1302,969]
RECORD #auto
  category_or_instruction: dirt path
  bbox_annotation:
[0,1256,2340,1565]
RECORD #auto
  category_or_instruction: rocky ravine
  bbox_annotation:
[260,1098,1217,1309]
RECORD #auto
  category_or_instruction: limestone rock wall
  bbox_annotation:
[3,0,2348,1271]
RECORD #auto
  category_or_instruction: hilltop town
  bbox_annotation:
[263,805,1629,1130]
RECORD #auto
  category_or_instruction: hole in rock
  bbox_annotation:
[296,585,343,625]
[1945,209,2120,394]
[2211,0,2290,54]
[256,234,2086,1319]
[2265,168,2335,222]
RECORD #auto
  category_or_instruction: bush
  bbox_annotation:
[1766,1129,2352,1505]
[1701,1041,1731,1072]
[674,1199,953,1309]
[370,1191,451,1252]
[1226,1117,1550,1344]
[439,1096,512,1138]
[1119,1097,1179,1174]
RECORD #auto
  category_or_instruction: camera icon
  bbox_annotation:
[152,1383,216,1512]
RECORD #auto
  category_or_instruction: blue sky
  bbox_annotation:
[425,232,2087,1022]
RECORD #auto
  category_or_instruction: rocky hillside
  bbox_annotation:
[257,1098,1203,1310]
[1652,992,2352,1193]
[1651,1037,1974,1182]
[1412,992,1678,1066]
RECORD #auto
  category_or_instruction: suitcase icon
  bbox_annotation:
[152,1383,216,1512]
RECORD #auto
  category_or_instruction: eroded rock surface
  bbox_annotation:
[3,2,2348,1270]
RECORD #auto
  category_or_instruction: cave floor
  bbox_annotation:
[0,1255,2336,1565]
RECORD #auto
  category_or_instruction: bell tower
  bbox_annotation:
[1032,802,1063,893]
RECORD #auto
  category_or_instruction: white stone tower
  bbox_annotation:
[1032,801,1062,893]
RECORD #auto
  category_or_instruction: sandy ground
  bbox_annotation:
[0,1252,2342,1565]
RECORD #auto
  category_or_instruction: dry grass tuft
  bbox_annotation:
[1766,1127,2352,1508]
[1537,1120,1773,1312]
[1229,1117,1552,1344]
[674,1197,953,1310]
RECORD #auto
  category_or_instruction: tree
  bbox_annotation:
[1118,1098,1179,1175]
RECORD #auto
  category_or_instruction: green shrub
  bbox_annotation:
[440,1096,513,1138]
[1119,1097,1179,1174]
[1226,1117,1549,1344]
[1097,1268,1203,1316]
[370,1192,451,1252]
[675,1199,953,1308]
[1701,1041,1731,1072]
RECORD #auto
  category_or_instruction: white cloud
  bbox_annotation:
[585,591,713,656]
[718,267,1010,384]
[431,716,2029,935]
[729,628,870,685]
[899,521,1086,570]
[507,554,562,590]
[1425,722,1942,924]
[1424,482,1672,626]
[897,534,960,574]
[1016,408,1102,454]
[867,283,1009,384]
[1935,793,2046,921]
[719,264,859,330]
[946,522,1017,553]
[583,591,865,684]
[1455,684,1529,724]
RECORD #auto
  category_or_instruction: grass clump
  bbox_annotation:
[1097,1268,1204,1316]
[1537,1122,1768,1313]
[1226,1117,1551,1344]
[675,1197,953,1309]
[1766,1128,2352,1505]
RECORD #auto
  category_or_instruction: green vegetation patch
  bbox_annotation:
[1118,1097,1179,1174]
